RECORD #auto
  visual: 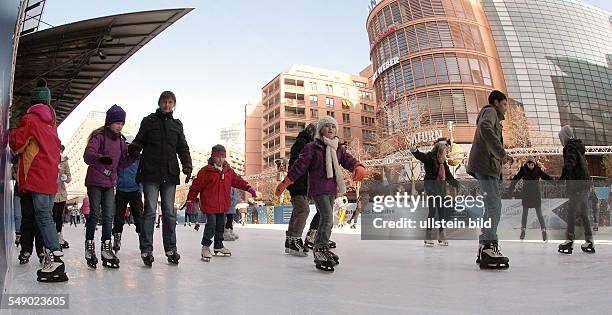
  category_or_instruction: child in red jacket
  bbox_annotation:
[186,145,257,261]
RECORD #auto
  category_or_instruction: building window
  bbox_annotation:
[326,97,334,107]
[310,109,319,119]
[361,103,375,112]
[343,113,350,123]
[309,95,318,105]
[360,91,372,100]
[361,116,375,126]
[342,87,349,97]
[362,129,376,140]
[310,82,318,91]
[325,84,334,94]
[343,127,351,138]
[326,111,335,118]
[354,81,367,88]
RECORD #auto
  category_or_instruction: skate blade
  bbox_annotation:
[201,257,211,262]
[102,262,120,269]
[288,250,307,257]
[424,243,434,247]
[167,259,180,265]
[558,249,573,254]
[214,252,231,257]
[581,248,596,254]
[315,263,335,272]
[37,274,69,282]
[438,242,449,246]
[479,263,509,270]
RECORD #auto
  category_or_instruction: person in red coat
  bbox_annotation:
[186,145,256,261]
[9,79,68,282]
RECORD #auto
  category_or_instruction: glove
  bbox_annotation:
[247,187,257,198]
[128,143,141,159]
[352,165,367,181]
[98,156,112,165]
[185,200,193,212]
[183,168,192,184]
[60,174,68,182]
[274,177,294,197]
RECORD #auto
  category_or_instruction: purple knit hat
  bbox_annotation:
[105,105,126,126]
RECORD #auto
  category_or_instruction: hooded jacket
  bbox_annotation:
[560,139,590,193]
[9,104,61,195]
[187,160,252,214]
[287,128,314,196]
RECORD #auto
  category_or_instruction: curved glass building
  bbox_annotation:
[367,0,612,146]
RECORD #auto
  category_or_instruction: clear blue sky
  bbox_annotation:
[42,0,611,149]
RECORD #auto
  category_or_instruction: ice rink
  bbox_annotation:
[3,224,610,315]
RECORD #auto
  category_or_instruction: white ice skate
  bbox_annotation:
[201,246,212,262]
[223,228,236,241]
[214,247,231,257]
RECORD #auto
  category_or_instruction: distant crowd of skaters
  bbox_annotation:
[8,80,600,282]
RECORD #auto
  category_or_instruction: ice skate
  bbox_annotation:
[350,223,357,229]
[313,246,335,272]
[581,240,595,253]
[214,247,231,257]
[201,246,212,262]
[223,228,236,241]
[297,238,309,254]
[58,232,69,249]
[438,230,448,246]
[541,229,547,242]
[141,252,154,266]
[285,236,307,257]
[328,239,336,249]
[424,230,434,247]
[112,233,122,252]
[166,249,181,264]
[15,232,20,247]
[194,224,200,231]
[230,229,239,240]
[18,252,31,265]
[478,242,509,270]
[101,240,120,268]
[519,228,525,241]
[305,229,316,249]
[37,249,68,283]
[85,240,98,268]
[558,240,573,254]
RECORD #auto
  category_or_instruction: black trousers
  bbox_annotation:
[225,214,234,229]
[53,201,66,233]
[309,212,320,231]
[19,192,44,256]
[113,190,143,234]
[202,213,225,248]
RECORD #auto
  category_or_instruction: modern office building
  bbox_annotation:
[367,0,611,146]
[245,65,378,175]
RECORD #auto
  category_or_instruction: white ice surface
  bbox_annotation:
[3,224,610,315]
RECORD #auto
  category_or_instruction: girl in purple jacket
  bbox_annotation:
[275,116,367,272]
[83,105,136,269]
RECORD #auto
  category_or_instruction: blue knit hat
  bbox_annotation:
[105,105,126,126]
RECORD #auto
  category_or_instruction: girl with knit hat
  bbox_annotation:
[83,104,138,268]
[186,144,257,261]
[275,116,367,272]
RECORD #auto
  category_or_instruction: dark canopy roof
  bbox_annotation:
[12,8,192,126]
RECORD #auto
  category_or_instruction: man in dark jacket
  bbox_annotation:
[466,90,513,269]
[557,125,595,254]
[129,91,192,266]
[509,156,552,241]
[285,123,316,256]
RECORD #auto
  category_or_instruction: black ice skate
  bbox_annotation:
[15,232,20,247]
[297,238,309,253]
[18,252,31,264]
[558,240,573,254]
[542,229,548,242]
[285,237,307,257]
[37,249,68,282]
[85,240,98,268]
[519,228,525,241]
[581,240,595,253]
[328,248,340,265]
[58,232,69,249]
[214,247,231,257]
[101,240,120,268]
[305,229,316,250]
[141,252,154,266]
[113,233,122,253]
[166,250,181,264]
[478,242,509,270]
[194,224,200,231]
[201,246,212,262]
[314,246,336,272]
[328,239,337,249]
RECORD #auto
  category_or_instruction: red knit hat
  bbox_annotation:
[211,144,226,158]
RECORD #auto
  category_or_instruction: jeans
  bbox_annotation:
[140,181,177,254]
[202,213,225,249]
[113,190,143,234]
[312,195,335,249]
[475,173,502,244]
[14,191,22,232]
[287,195,310,237]
[70,215,77,226]
[86,186,115,241]
[349,193,369,224]
[53,201,66,233]
[566,190,592,241]
[521,206,546,230]
[19,192,44,256]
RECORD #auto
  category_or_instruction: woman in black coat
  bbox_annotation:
[509,156,552,241]
[411,141,459,247]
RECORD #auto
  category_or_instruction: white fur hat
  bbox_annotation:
[315,115,338,139]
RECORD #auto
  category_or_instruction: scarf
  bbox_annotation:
[321,137,346,195]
